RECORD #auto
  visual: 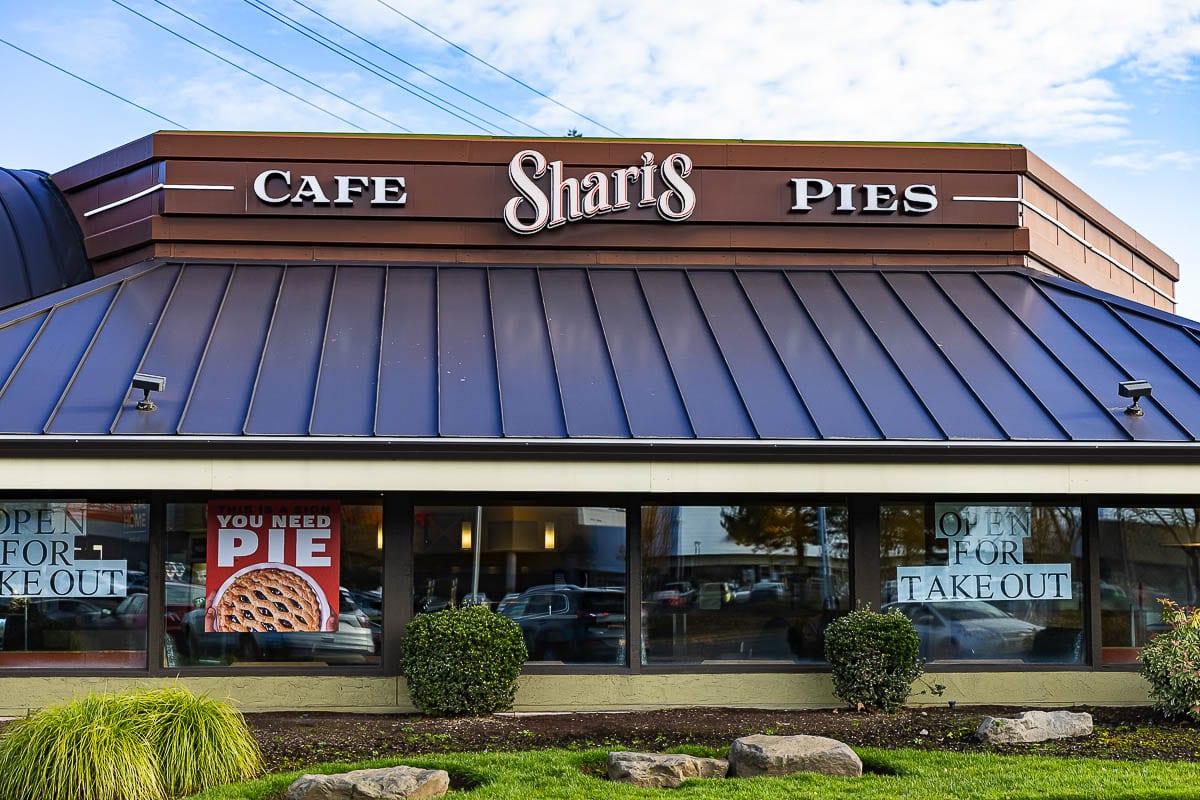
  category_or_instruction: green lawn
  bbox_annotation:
[186,746,1200,800]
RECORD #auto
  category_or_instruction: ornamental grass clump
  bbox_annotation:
[402,604,527,716]
[824,606,924,713]
[1140,598,1200,722]
[0,687,261,800]
[127,686,263,797]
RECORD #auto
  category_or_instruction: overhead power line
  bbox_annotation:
[149,0,410,132]
[243,0,505,135]
[285,0,549,136]
[110,0,371,132]
[0,36,187,129]
[370,0,623,137]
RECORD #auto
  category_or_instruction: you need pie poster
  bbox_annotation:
[205,500,341,633]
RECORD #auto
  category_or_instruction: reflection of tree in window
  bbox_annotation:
[880,504,927,561]
[1032,506,1080,558]
[1118,507,1200,605]
[719,505,848,607]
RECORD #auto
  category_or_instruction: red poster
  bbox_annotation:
[205,500,340,633]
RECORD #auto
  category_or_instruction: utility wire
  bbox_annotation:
[285,0,548,136]
[0,36,187,129]
[371,0,622,137]
[110,0,370,132]
[243,0,505,135]
[148,0,410,132]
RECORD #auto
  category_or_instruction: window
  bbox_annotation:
[641,505,849,665]
[882,502,1083,664]
[164,500,382,668]
[0,501,149,669]
[1098,506,1200,664]
[415,506,627,664]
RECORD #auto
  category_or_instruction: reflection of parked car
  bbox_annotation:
[749,581,786,601]
[652,582,696,607]
[697,582,732,610]
[884,601,1043,660]
[501,586,625,662]
[181,587,375,663]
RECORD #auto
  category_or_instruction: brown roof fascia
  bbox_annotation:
[64,130,1027,172]
[52,133,157,192]
[1023,148,1179,281]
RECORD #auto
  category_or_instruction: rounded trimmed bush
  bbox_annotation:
[1140,599,1200,722]
[402,604,527,716]
[0,687,262,800]
[824,607,923,713]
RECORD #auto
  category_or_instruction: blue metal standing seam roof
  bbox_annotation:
[0,260,1197,444]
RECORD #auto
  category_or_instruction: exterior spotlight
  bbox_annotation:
[131,373,166,411]
[1118,379,1152,416]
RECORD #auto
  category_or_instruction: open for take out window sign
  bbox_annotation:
[205,500,340,633]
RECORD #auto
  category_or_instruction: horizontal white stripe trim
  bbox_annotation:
[0,457,1191,495]
[83,183,236,217]
[953,195,1172,304]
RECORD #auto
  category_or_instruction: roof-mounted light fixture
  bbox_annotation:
[1118,379,1152,417]
[132,373,166,412]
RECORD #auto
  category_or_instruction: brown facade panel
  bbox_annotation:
[137,132,1029,172]
[51,133,1179,308]
[1024,158,1178,280]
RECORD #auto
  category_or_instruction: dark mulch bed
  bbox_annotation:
[249,705,1200,772]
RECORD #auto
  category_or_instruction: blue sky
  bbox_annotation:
[3,0,1199,315]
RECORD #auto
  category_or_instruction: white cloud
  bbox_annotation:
[308,0,1200,144]
[1093,149,1200,172]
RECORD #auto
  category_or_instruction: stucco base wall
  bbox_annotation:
[0,671,1151,716]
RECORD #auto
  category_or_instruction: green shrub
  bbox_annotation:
[402,605,527,716]
[0,687,261,800]
[823,607,923,713]
[0,693,162,800]
[1140,599,1200,722]
[127,687,263,797]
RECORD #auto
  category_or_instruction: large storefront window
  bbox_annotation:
[164,500,382,667]
[414,506,626,664]
[0,501,149,669]
[642,505,849,665]
[1098,507,1200,664]
[881,502,1083,664]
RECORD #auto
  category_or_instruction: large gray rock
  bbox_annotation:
[286,766,450,800]
[727,734,862,778]
[607,751,729,788]
[975,710,1093,744]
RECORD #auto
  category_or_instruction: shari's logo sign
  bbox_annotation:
[503,149,696,235]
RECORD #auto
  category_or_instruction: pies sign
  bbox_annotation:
[205,500,341,634]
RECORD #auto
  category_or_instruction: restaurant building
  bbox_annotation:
[0,132,1195,713]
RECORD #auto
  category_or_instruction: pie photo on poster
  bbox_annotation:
[212,563,330,633]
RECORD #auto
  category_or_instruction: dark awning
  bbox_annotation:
[0,260,1197,446]
[0,168,91,309]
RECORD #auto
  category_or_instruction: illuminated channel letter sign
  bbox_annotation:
[789,178,937,215]
[252,170,406,207]
[0,502,128,598]
[895,504,1072,603]
[504,149,697,234]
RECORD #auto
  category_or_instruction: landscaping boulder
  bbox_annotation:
[607,751,729,788]
[287,766,450,800]
[974,710,1093,744]
[727,734,862,778]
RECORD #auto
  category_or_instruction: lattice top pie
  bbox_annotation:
[215,566,323,633]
